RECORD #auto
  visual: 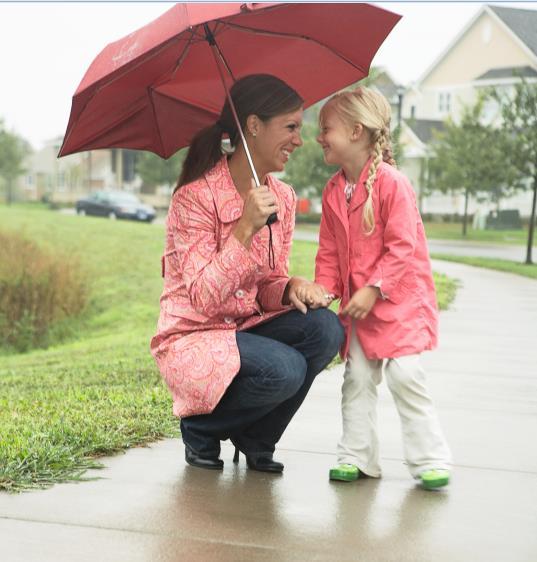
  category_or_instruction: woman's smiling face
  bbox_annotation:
[251,107,304,175]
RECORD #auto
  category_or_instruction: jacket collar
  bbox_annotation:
[204,156,279,224]
[324,157,374,224]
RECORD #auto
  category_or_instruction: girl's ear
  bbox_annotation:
[351,123,363,141]
[246,115,260,137]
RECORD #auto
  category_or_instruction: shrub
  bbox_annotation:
[0,229,88,352]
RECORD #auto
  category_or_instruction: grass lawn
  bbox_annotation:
[0,205,457,492]
[431,254,537,280]
[295,222,536,246]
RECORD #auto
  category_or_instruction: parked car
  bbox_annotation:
[75,191,156,222]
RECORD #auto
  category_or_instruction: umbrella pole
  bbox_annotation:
[204,25,260,188]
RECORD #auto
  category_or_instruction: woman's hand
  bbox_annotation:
[295,282,334,310]
[233,179,278,247]
[342,286,380,320]
[284,278,334,314]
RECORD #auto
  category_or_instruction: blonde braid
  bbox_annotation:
[362,130,383,235]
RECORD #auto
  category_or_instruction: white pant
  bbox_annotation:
[337,330,452,478]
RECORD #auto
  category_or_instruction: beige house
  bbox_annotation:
[399,4,537,218]
[19,139,140,204]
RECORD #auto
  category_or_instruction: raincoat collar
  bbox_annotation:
[204,156,279,224]
[325,156,374,224]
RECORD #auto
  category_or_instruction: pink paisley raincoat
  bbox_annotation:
[315,160,438,361]
[150,157,296,417]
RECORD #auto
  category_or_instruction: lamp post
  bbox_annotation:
[396,85,405,129]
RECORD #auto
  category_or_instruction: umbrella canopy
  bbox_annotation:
[59,2,401,159]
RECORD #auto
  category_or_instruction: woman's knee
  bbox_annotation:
[268,349,308,401]
[307,308,345,353]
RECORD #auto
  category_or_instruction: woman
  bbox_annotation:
[151,74,343,473]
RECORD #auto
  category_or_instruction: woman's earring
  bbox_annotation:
[252,131,257,138]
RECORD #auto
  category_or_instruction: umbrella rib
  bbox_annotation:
[222,22,367,74]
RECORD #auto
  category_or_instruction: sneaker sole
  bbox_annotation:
[421,476,449,489]
[329,471,359,482]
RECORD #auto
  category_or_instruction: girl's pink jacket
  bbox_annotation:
[151,157,295,417]
[315,160,438,360]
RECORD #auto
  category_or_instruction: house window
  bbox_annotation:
[410,105,416,119]
[438,92,451,114]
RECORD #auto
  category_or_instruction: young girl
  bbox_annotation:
[299,87,452,489]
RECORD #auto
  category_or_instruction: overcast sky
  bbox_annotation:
[0,1,535,149]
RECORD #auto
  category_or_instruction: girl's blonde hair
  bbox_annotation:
[322,86,396,235]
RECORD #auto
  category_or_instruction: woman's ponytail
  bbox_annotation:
[174,124,223,192]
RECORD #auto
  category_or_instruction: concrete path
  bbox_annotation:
[2,261,537,561]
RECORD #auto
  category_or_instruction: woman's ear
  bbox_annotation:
[246,115,260,137]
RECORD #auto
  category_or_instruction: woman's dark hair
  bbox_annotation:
[175,74,303,190]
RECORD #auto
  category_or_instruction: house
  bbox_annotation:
[18,139,140,204]
[399,4,537,218]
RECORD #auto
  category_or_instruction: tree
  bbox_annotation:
[429,97,517,235]
[135,149,187,192]
[491,79,537,264]
[0,121,30,205]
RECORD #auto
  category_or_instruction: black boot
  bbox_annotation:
[233,446,283,473]
[185,445,223,470]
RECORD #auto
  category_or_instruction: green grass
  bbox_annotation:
[431,254,537,280]
[295,222,536,246]
[0,205,457,492]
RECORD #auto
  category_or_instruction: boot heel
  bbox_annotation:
[233,446,240,464]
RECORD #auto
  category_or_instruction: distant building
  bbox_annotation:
[18,138,140,204]
[399,4,537,218]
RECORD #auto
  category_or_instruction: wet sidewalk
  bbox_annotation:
[2,261,537,561]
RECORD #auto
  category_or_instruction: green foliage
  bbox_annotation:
[283,114,338,197]
[0,229,88,352]
[429,96,517,203]
[431,254,537,280]
[490,78,537,263]
[135,149,187,190]
[0,120,30,204]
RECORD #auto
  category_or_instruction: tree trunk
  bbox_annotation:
[462,188,469,236]
[7,178,13,205]
[525,174,537,265]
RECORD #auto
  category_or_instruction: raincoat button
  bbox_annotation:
[235,289,244,298]
[224,316,233,324]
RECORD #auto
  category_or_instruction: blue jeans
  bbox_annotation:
[180,307,344,458]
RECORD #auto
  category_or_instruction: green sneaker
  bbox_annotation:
[420,469,450,489]
[329,464,360,482]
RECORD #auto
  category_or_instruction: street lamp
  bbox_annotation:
[396,85,405,129]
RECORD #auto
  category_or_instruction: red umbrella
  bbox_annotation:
[59,2,401,162]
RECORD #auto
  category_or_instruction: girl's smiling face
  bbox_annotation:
[316,104,359,167]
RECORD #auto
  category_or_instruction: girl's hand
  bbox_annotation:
[342,286,380,320]
[295,282,334,309]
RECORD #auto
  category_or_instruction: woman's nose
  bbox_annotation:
[294,132,303,147]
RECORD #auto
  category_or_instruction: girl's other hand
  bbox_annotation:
[342,286,380,320]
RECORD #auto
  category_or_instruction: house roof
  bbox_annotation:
[405,119,445,145]
[488,5,537,58]
[417,4,537,86]
[475,65,537,81]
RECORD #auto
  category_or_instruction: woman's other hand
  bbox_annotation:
[342,286,380,320]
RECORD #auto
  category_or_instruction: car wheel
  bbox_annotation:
[77,208,86,216]
[108,211,117,220]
